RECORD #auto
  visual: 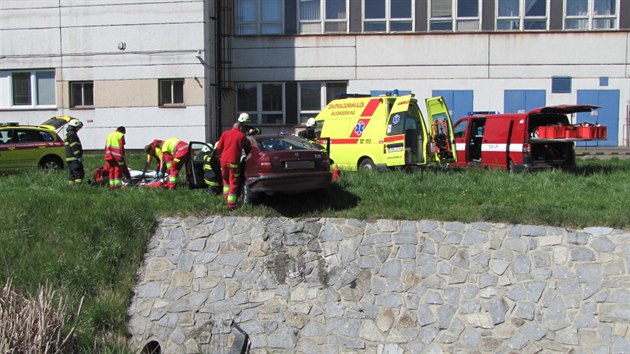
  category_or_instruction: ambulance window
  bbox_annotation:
[387,112,406,135]
[453,120,468,138]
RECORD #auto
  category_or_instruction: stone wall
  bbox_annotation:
[127,216,630,353]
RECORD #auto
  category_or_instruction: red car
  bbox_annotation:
[188,135,332,203]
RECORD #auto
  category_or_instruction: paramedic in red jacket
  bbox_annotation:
[104,126,129,189]
[160,138,191,189]
[214,122,251,210]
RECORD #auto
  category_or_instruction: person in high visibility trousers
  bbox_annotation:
[64,118,84,184]
[214,122,251,210]
[159,137,191,189]
[201,144,222,195]
[142,138,164,178]
[104,126,130,189]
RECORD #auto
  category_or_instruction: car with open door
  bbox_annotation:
[451,105,605,172]
[0,115,74,172]
[189,135,332,203]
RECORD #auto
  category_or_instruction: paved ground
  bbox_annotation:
[575,146,630,158]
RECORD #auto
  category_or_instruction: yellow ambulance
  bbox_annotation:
[314,93,456,171]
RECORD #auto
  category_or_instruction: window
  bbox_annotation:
[159,79,184,106]
[237,83,285,124]
[497,0,547,30]
[0,70,55,108]
[430,0,480,31]
[70,81,94,108]
[16,129,53,143]
[299,0,348,33]
[236,0,284,35]
[565,0,617,30]
[552,77,572,93]
[364,0,413,32]
[299,82,347,124]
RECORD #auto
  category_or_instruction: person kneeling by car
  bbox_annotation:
[145,138,191,189]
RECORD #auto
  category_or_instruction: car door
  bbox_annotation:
[451,118,469,167]
[188,141,215,189]
[425,96,457,163]
[14,129,46,168]
[0,129,17,170]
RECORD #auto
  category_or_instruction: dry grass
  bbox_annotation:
[0,279,83,354]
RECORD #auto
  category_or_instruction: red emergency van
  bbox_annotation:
[451,105,604,172]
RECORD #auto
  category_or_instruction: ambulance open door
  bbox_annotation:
[426,96,458,164]
[388,95,429,166]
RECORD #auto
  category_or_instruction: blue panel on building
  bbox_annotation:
[432,90,473,121]
[576,90,620,147]
[504,90,546,113]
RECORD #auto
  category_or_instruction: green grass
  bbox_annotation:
[1,153,630,350]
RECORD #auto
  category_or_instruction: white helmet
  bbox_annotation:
[238,113,250,123]
[69,119,83,128]
[306,117,317,128]
[201,144,213,153]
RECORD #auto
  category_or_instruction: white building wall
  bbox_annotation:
[0,0,208,150]
[231,32,630,145]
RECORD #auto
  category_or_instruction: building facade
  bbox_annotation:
[1,0,629,149]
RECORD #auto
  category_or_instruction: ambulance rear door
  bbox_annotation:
[386,95,428,167]
[425,96,457,163]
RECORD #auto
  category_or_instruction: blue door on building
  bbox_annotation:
[504,90,546,113]
[432,90,473,122]
[576,90,619,147]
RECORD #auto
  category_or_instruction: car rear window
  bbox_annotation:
[257,137,317,152]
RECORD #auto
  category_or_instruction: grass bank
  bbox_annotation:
[1,153,629,350]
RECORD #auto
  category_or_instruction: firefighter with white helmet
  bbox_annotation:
[201,143,222,195]
[237,112,261,136]
[65,118,84,184]
[298,117,318,140]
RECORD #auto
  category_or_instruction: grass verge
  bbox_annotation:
[0,153,629,350]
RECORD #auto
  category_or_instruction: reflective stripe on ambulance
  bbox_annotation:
[481,143,524,152]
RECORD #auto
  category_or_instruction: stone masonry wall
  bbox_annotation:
[127,216,630,353]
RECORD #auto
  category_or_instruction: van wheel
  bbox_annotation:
[359,158,376,171]
[508,159,515,173]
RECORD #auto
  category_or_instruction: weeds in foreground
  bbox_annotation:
[0,279,82,353]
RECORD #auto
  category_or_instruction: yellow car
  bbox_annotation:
[0,116,74,171]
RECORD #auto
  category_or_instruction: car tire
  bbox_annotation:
[242,183,256,204]
[358,158,376,171]
[39,156,63,170]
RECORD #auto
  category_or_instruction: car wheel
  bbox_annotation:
[242,183,255,204]
[358,158,375,171]
[39,156,63,171]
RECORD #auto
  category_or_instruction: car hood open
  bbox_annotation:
[39,115,75,131]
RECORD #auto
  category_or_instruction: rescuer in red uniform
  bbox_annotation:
[214,122,251,210]
[104,126,129,189]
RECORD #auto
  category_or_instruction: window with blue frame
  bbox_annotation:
[552,77,572,93]
[236,0,284,35]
